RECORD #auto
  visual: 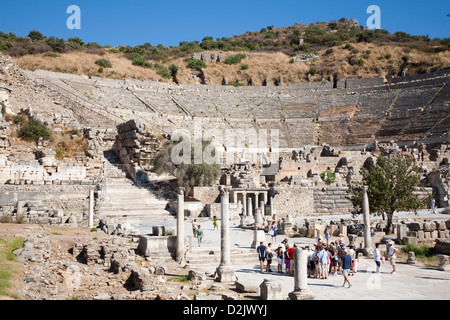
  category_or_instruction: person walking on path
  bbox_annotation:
[315,229,323,245]
[373,243,383,273]
[276,245,284,273]
[269,221,277,243]
[197,225,204,246]
[325,226,331,245]
[330,242,338,275]
[257,241,267,273]
[213,216,219,231]
[285,243,291,275]
[192,219,198,238]
[266,243,274,272]
[388,241,397,274]
[309,246,318,278]
[431,199,436,213]
[280,239,287,272]
[318,245,329,279]
[340,250,352,288]
[347,245,356,275]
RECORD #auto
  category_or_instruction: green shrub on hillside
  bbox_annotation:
[132,55,152,68]
[187,58,207,70]
[18,119,51,141]
[224,54,246,65]
[95,58,112,68]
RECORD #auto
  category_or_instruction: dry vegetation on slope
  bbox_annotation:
[3,19,450,86]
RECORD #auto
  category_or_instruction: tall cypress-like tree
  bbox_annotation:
[348,154,431,234]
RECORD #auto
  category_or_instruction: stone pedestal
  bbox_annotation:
[437,255,450,271]
[260,278,282,300]
[397,224,408,243]
[254,208,263,229]
[216,265,235,283]
[288,248,315,300]
[406,251,417,264]
[251,230,265,249]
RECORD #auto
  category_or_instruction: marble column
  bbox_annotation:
[242,192,247,215]
[216,186,235,282]
[362,186,373,257]
[88,189,94,229]
[270,195,274,216]
[260,200,265,217]
[247,196,253,217]
[288,248,315,300]
[254,192,259,210]
[176,187,185,263]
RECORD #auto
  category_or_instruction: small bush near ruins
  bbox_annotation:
[224,54,246,65]
[402,243,434,258]
[18,119,51,141]
[132,55,152,68]
[95,58,112,68]
[320,171,335,184]
[187,58,207,71]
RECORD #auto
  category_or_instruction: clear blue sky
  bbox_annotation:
[0,0,448,47]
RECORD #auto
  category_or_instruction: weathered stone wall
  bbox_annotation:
[272,187,314,217]
[192,186,220,205]
[112,119,159,184]
[313,187,353,216]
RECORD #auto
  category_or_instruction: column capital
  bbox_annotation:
[177,187,185,195]
[219,185,231,196]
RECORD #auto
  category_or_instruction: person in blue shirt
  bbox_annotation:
[257,241,267,273]
[340,249,353,288]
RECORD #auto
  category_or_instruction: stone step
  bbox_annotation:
[185,250,260,266]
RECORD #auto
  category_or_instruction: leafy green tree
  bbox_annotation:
[28,30,44,41]
[152,140,221,190]
[348,154,431,234]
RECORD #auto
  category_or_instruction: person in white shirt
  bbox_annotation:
[388,241,397,274]
[373,243,383,273]
[280,239,287,272]
[192,219,198,238]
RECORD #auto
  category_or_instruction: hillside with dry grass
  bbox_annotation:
[3,19,450,86]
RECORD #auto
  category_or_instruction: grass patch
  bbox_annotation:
[401,243,434,258]
[168,275,189,282]
[0,237,24,298]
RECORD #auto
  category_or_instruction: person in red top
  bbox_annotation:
[288,244,297,276]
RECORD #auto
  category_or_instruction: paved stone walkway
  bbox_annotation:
[134,210,450,300]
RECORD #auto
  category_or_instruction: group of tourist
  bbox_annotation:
[257,228,398,288]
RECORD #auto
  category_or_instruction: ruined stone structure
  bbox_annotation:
[0,51,448,229]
